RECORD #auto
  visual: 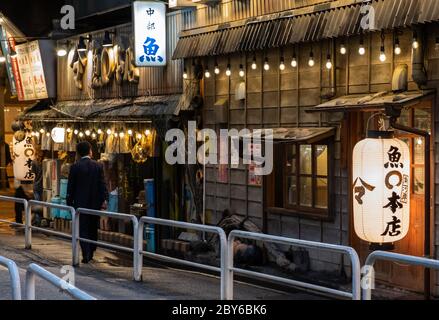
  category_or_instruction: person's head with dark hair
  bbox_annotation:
[76,141,92,158]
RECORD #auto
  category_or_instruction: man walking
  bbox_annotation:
[67,142,108,263]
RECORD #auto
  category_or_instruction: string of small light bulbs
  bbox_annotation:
[182,31,437,79]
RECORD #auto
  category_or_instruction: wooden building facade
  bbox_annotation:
[175,0,439,295]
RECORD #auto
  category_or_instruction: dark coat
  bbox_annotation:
[66,157,108,210]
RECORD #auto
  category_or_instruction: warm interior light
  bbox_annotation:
[412,32,419,49]
[183,68,188,79]
[128,129,133,136]
[106,129,112,135]
[145,129,151,136]
[85,130,91,136]
[204,68,211,78]
[97,129,103,135]
[57,46,67,57]
[74,129,79,135]
[214,63,220,75]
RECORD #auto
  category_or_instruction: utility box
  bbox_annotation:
[214,98,229,124]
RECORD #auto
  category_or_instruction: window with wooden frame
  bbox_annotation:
[266,136,334,220]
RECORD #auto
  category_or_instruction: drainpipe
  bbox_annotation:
[388,109,431,300]
[412,26,428,88]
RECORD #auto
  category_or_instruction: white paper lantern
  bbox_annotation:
[51,127,65,143]
[13,133,35,182]
[352,131,410,244]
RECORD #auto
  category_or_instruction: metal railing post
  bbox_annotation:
[72,209,80,266]
[227,230,361,300]
[138,216,228,300]
[25,266,36,300]
[24,200,31,249]
[25,263,96,300]
[362,251,439,300]
[226,232,234,300]
[0,256,22,300]
[131,216,141,282]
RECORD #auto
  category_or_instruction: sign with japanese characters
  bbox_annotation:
[133,1,167,67]
[13,134,35,182]
[352,135,410,244]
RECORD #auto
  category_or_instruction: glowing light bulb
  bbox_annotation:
[106,129,112,135]
[78,132,84,138]
[128,129,133,136]
[214,64,220,75]
[412,34,419,49]
[239,64,245,77]
[119,131,125,138]
[279,58,285,71]
[326,55,333,69]
[251,58,257,70]
[291,56,297,68]
[136,133,142,140]
[91,133,97,139]
[39,128,45,134]
[46,132,51,137]
[379,46,386,62]
[85,130,91,136]
[308,52,315,67]
[35,132,40,138]
[74,129,79,135]
[263,58,270,71]
[225,64,231,77]
[57,48,67,57]
[97,129,103,135]
[204,69,211,78]
[394,38,401,55]
[340,44,347,55]
[114,132,119,138]
[145,129,151,136]
[66,128,72,133]
[183,68,188,79]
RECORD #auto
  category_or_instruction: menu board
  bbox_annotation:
[0,26,17,96]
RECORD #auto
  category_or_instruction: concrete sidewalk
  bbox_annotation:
[0,221,322,300]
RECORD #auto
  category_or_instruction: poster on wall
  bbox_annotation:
[218,137,228,183]
[14,40,56,101]
[248,143,262,186]
[0,26,17,96]
[12,134,35,182]
[133,1,167,67]
[15,41,51,100]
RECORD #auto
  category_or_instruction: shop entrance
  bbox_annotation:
[348,99,432,293]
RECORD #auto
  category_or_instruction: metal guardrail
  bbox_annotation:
[0,195,28,245]
[25,263,96,300]
[0,256,22,300]
[227,230,361,300]
[73,208,139,280]
[136,216,229,300]
[26,200,75,249]
[362,251,439,300]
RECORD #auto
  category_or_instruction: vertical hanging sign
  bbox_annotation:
[133,1,167,67]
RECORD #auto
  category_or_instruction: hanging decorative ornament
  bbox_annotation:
[352,130,411,246]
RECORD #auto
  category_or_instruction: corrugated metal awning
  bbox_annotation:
[173,0,439,59]
[307,90,435,113]
[19,95,185,121]
[241,127,336,144]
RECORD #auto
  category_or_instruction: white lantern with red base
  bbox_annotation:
[352,131,410,248]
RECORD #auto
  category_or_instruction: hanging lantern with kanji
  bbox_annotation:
[352,131,410,245]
